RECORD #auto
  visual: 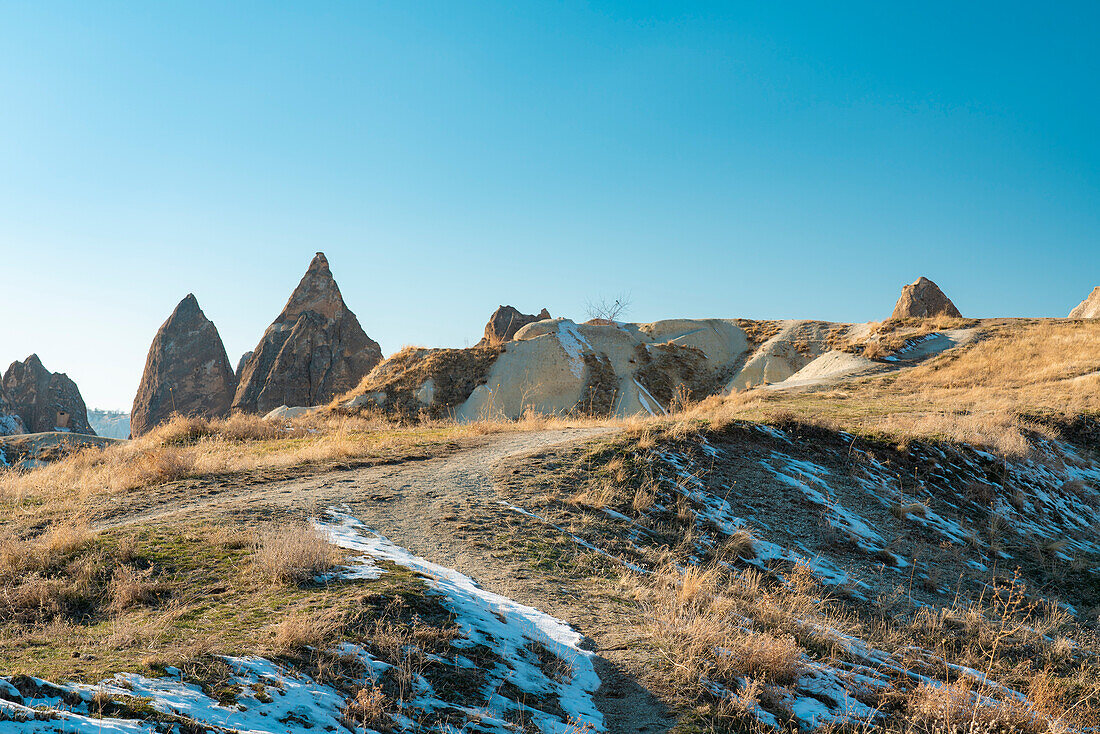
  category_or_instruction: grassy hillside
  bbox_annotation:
[0,320,1098,732]
[694,318,1100,454]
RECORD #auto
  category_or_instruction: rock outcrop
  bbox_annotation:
[0,386,25,436]
[235,351,254,381]
[130,294,237,437]
[477,306,551,347]
[2,355,94,434]
[233,253,382,414]
[891,277,962,319]
[1069,287,1100,319]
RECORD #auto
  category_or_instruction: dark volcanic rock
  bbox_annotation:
[2,355,94,434]
[233,253,382,414]
[130,294,238,437]
[476,305,551,347]
[891,277,962,319]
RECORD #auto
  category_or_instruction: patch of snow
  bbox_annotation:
[557,321,591,379]
[632,378,667,416]
[319,512,605,732]
[0,655,363,734]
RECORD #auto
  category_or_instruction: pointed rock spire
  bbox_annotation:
[1069,287,1100,319]
[233,252,382,414]
[130,294,237,437]
[276,252,346,321]
[891,277,962,319]
[3,354,94,434]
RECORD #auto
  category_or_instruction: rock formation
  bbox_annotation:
[130,294,238,437]
[1069,287,1100,319]
[476,305,551,347]
[2,355,95,434]
[233,252,382,414]
[891,277,962,319]
[235,351,254,381]
[0,386,25,436]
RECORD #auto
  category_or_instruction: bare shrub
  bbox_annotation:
[584,294,631,323]
[344,685,391,731]
[668,384,694,414]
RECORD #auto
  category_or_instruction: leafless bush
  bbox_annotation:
[584,293,631,322]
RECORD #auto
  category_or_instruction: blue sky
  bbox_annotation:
[1,2,1098,410]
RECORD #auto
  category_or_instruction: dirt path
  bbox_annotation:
[111,426,675,734]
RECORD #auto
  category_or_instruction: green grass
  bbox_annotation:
[0,520,429,683]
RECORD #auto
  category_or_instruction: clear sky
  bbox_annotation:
[1,2,1098,410]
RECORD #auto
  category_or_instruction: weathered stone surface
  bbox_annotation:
[476,305,551,347]
[235,351,254,381]
[233,253,382,414]
[1069,287,1100,319]
[0,385,25,436]
[2,355,95,435]
[891,277,962,319]
[130,294,237,437]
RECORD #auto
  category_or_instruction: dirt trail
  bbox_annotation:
[112,426,675,734]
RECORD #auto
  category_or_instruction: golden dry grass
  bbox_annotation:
[0,410,611,532]
[626,556,1095,733]
[270,609,344,651]
[690,319,1100,455]
[254,522,340,585]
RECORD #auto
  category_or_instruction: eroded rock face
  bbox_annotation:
[1069,287,1100,319]
[235,351,254,381]
[476,306,551,347]
[130,294,237,437]
[2,355,94,434]
[891,277,962,319]
[0,386,26,436]
[233,253,382,414]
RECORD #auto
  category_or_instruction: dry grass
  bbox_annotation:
[512,425,1100,732]
[0,517,437,685]
[625,555,1095,732]
[254,522,340,585]
[690,319,1100,455]
[342,344,503,419]
[344,685,391,731]
[0,410,608,533]
[107,565,163,614]
[271,609,344,651]
[905,679,1054,734]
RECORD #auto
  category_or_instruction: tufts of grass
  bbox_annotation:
[254,522,340,585]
